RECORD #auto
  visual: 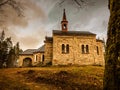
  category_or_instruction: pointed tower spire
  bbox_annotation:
[62,9,67,21]
[61,9,68,32]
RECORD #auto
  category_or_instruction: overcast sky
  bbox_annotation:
[0,0,109,50]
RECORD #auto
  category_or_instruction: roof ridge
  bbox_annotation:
[53,30,96,35]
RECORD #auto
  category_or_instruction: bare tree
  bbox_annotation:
[59,0,87,8]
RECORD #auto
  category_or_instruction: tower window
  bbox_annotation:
[63,24,66,29]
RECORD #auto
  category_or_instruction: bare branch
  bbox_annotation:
[0,0,24,17]
[58,0,87,8]
[0,0,9,7]
[74,0,82,7]
[108,0,110,9]
[59,0,65,6]
[8,0,24,17]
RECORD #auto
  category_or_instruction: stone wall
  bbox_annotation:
[33,52,44,65]
[19,55,33,66]
[52,35,104,65]
[19,52,44,67]
[95,41,105,65]
[44,42,53,64]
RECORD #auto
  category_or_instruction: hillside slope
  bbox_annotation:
[0,66,104,90]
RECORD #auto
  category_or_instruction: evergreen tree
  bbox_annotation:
[14,42,20,67]
[0,30,21,68]
[104,0,120,89]
[0,30,5,42]
[6,47,15,68]
[0,30,7,68]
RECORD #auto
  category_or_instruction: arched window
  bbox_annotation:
[34,55,37,62]
[42,55,44,63]
[66,44,69,53]
[36,55,38,62]
[86,45,89,53]
[62,44,65,53]
[81,45,84,54]
[97,46,99,55]
[63,24,66,29]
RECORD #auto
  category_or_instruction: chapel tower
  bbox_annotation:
[61,9,68,32]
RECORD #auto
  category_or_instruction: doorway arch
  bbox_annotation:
[22,57,32,67]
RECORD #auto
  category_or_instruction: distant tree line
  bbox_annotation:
[0,30,22,68]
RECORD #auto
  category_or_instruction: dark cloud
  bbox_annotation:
[0,0,46,28]
[24,0,46,21]
[0,0,47,50]
[0,0,109,50]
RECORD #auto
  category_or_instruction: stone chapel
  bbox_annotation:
[19,9,104,67]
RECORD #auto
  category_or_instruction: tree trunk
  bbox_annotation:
[103,0,120,89]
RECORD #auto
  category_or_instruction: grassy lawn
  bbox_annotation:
[0,66,104,90]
